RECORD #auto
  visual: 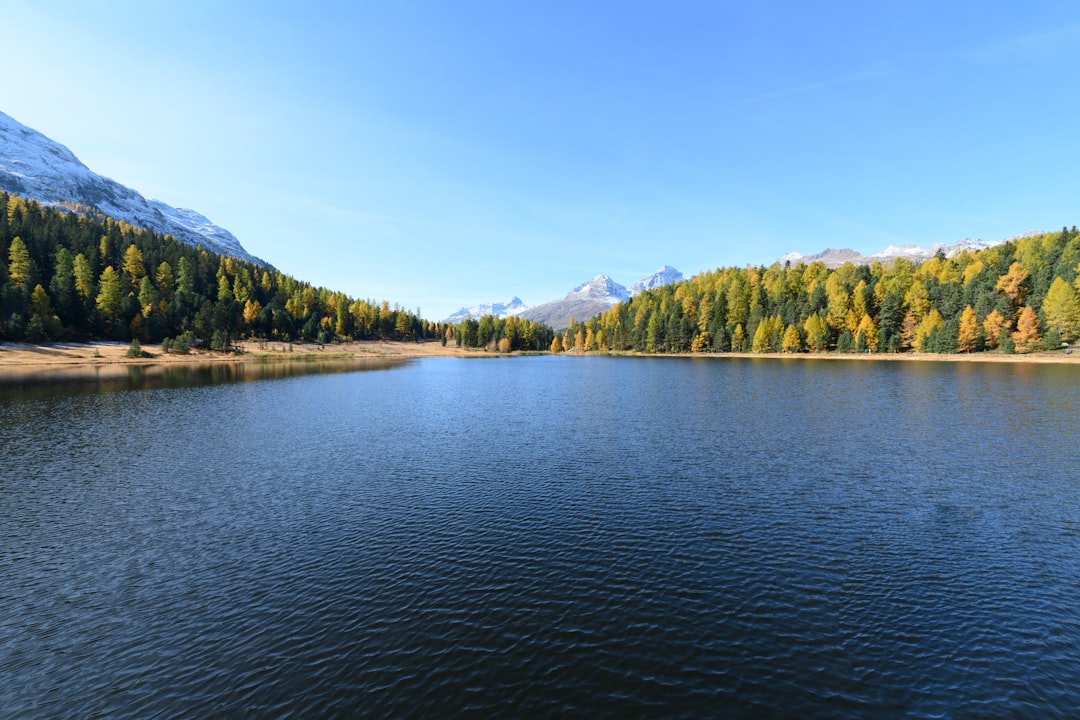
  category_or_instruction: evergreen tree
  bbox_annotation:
[95,266,123,334]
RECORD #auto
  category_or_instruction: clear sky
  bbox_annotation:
[6,1,1080,320]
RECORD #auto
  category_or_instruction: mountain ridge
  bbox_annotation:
[445,266,685,330]
[0,110,263,265]
[777,238,1007,268]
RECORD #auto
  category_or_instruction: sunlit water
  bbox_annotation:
[2,356,1079,718]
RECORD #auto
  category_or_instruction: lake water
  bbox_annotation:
[2,356,1079,718]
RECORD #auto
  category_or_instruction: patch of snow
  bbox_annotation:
[629,265,684,296]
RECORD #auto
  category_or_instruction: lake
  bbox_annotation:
[2,355,1079,718]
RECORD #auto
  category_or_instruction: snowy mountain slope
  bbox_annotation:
[629,265,684,296]
[568,274,631,304]
[0,110,263,264]
[520,267,683,330]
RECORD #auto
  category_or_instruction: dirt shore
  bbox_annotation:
[1,340,1077,377]
[0,339,472,375]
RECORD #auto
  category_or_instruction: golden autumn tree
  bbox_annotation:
[899,311,919,351]
[781,324,801,353]
[1042,276,1080,341]
[95,266,123,330]
[803,313,828,353]
[1011,306,1042,352]
[243,299,262,329]
[956,305,978,353]
[996,262,1029,308]
[856,314,879,352]
[731,324,746,352]
[982,309,1008,349]
[912,309,942,352]
[122,244,145,288]
[7,236,31,292]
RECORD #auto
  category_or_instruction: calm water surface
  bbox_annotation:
[2,356,1079,718]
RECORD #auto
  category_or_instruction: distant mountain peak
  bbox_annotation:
[629,265,684,296]
[448,265,684,330]
[444,297,531,324]
[570,274,630,303]
[0,110,263,264]
[778,239,1006,268]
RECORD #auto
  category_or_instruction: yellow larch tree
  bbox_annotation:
[781,324,801,353]
[1011,306,1042,352]
[982,309,1008,349]
[957,306,978,352]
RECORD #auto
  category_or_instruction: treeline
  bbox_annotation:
[448,314,556,353]
[558,228,1080,355]
[0,191,449,348]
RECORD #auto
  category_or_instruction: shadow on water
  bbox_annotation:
[0,357,411,401]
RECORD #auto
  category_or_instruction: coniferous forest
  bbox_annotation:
[556,228,1080,356]
[4,189,1080,357]
[0,191,555,352]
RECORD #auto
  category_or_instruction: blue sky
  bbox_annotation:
[6,1,1080,320]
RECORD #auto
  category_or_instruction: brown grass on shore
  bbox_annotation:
[0,339,473,372]
[1,339,1077,376]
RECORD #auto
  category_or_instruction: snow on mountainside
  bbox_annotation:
[629,265,684,296]
[0,110,263,264]
[519,267,682,331]
[445,297,531,324]
[569,274,631,304]
[449,266,684,330]
[778,239,1006,268]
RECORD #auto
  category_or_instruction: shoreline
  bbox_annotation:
[1,340,1077,379]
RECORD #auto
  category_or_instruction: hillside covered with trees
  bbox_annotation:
[7,188,1078,358]
[0,191,555,353]
[554,229,1080,356]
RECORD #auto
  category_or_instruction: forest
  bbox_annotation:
[5,189,1079,357]
[0,191,554,352]
[554,228,1080,355]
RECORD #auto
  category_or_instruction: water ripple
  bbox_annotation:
[2,358,1079,718]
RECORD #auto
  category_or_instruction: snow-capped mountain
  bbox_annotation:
[778,239,1006,269]
[520,267,683,330]
[629,265,684,296]
[444,297,531,324]
[0,110,263,264]
[450,267,684,331]
[569,274,631,304]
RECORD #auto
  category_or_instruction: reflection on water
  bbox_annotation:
[0,357,410,400]
[2,357,1080,718]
